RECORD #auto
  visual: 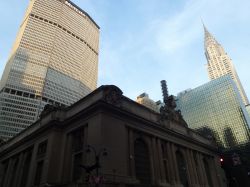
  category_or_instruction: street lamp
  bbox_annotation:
[80,145,107,186]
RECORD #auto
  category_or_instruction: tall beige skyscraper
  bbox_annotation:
[204,25,249,105]
[0,0,99,140]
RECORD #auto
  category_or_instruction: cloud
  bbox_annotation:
[153,0,206,54]
[152,0,250,54]
[2,0,250,101]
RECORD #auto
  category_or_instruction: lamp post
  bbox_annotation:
[81,145,107,186]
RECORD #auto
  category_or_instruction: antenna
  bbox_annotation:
[200,16,205,26]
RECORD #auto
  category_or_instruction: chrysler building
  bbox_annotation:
[204,25,249,105]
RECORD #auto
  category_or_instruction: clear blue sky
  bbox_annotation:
[1,0,250,102]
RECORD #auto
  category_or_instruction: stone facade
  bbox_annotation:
[0,85,226,187]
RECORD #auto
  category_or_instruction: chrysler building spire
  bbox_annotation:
[203,24,249,105]
[203,24,218,47]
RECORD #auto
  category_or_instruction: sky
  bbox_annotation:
[0,0,250,102]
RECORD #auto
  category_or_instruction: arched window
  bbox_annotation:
[176,150,188,187]
[134,139,151,185]
[203,158,213,187]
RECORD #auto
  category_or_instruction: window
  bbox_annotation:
[176,150,188,187]
[72,128,84,152]
[72,153,82,181]
[37,140,47,156]
[134,139,151,185]
[71,127,85,181]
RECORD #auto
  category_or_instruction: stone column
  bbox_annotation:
[128,129,136,178]
[152,137,161,183]
[7,157,19,187]
[26,144,38,187]
[166,142,175,184]
[170,143,180,185]
[2,158,13,187]
[189,150,199,186]
[209,157,220,187]
[193,151,204,186]
[162,142,173,184]
[0,162,3,185]
[157,139,166,183]
[15,153,25,187]
[148,137,156,185]
[197,153,208,186]
[61,133,73,183]
[185,149,195,186]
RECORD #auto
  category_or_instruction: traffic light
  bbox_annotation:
[220,157,224,168]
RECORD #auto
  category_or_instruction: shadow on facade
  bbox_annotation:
[224,127,237,148]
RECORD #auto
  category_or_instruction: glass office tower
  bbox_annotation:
[204,25,249,105]
[0,0,99,140]
[176,75,250,149]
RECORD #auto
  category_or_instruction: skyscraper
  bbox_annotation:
[0,0,99,140]
[176,75,250,149]
[204,25,249,105]
[136,93,159,112]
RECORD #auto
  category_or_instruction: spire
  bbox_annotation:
[202,22,250,105]
[202,21,212,41]
[202,22,218,48]
[203,23,210,38]
[201,18,207,32]
[200,18,210,37]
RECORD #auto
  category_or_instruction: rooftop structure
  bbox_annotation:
[136,93,159,112]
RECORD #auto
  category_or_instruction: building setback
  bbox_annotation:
[176,75,250,150]
[0,0,99,140]
[0,85,226,187]
[246,105,250,117]
[203,25,249,105]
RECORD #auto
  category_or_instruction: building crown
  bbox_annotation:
[203,23,219,48]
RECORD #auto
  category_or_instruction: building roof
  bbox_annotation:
[66,0,100,29]
[0,85,217,153]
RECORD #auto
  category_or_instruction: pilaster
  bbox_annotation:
[189,150,199,186]
[157,139,167,184]
[27,144,39,187]
[166,142,175,184]
[15,153,25,187]
[128,129,136,178]
[184,149,195,186]
[3,158,13,187]
[197,153,208,186]
[170,143,181,186]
